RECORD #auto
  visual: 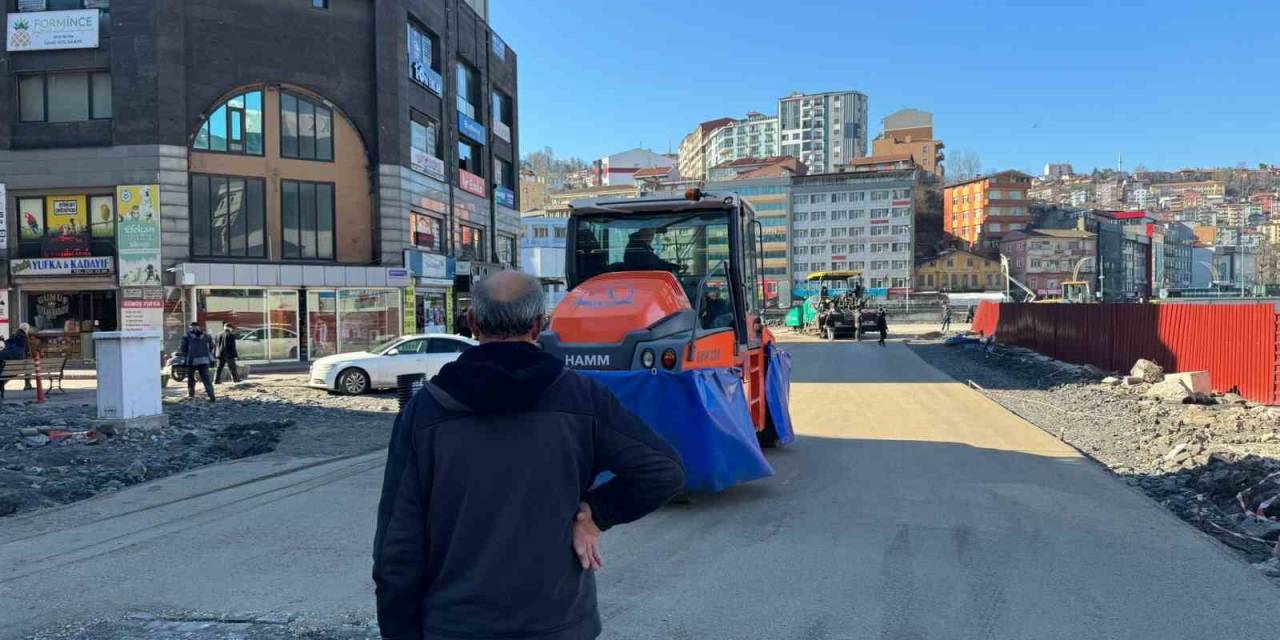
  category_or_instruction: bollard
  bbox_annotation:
[396,373,427,410]
[33,353,45,404]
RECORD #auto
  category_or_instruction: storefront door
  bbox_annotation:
[24,290,117,360]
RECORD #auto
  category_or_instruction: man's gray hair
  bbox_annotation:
[470,270,546,338]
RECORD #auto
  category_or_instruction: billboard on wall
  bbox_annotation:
[116,185,163,286]
[7,9,100,52]
[121,287,163,332]
[0,184,6,251]
[459,169,487,197]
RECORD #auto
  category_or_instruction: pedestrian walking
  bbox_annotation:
[454,306,473,339]
[180,322,216,401]
[940,302,953,333]
[214,324,241,384]
[373,271,685,640]
[877,307,888,346]
[964,304,976,324]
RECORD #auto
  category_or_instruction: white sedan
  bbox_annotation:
[308,334,478,395]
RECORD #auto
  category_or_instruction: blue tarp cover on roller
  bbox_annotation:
[581,368,774,493]
[764,344,796,445]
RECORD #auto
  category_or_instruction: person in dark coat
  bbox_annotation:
[940,302,953,333]
[214,324,240,384]
[180,322,216,401]
[454,307,473,339]
[876,307,888,346]
[0,323,33,395]
[373,271,685,640]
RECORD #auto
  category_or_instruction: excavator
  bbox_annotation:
[537,189,793,493]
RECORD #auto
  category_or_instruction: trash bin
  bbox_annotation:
[396,373,427,410]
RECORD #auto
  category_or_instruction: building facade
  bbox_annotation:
[914,249,1001,292]
[0,0,518,360]
[999,229,1095,297]
[789,168,922,296]
[944,171,1034,254]
[1043,163,1073,179]
[595,148,674,187]
[1095,211,1153,301]
[518,214,566,311]
[705,175,792,307]
[870,108,944,178]
[677,117,735,181]
[704,113,779,172]
[778,90,868,174]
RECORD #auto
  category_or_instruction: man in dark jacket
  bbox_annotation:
[180,322,216,401]
[373,270,685,640]
[876,307,889,346]
[214,324,240,384]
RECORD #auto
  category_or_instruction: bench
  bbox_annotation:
[0,357,68,399]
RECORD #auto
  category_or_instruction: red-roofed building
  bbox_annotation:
[706,156,807,181]
[678,117,738,181]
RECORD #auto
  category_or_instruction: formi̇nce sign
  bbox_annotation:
[6,9,99,52]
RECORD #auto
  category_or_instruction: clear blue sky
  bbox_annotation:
[492,0,1279,174]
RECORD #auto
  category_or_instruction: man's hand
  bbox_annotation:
[573,502,603,571]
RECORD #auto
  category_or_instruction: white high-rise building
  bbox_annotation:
[705,113,780,170]
[778,90,869,174]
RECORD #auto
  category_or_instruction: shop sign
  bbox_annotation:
[7,9,99,52]
[458,169,487,197]
[404,249,449,280]
[494,121,511,143]
[411,62,443,96]
[458,113,486,143]
[121,287,163,332]
[491,33,506,61]
[0,184,6,251]
[455,261,472,276]
[116,185,163,286]
[403,287,417,335]
[411,148,446,181]
[11,256,113,276]
[495,186,516,209]
[386,268,412,288]
[0,291,8,341]
[35,292,70,319]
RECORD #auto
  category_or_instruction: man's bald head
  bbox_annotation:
[469,270,547,342]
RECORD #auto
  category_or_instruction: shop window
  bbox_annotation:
[194,90,264,155]
[16,194,114,259]
[281,91,334,161]
[455,61,481,119]
[190,174,267,259]
[25,291,117,360]
[281,180,335,260]
[411,212,444,253]
[498,234,516,268]
[196,289,300,362]
[491,88,512,137]
[455,224,485,262]
[458,139,483,177]
[338,289,403,353]
[18,71,111,123]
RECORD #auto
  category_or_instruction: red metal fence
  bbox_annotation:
[972,302,1279,404]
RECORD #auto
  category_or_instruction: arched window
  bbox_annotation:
[194,90,264,155]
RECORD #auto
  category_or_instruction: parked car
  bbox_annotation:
[307,333,477,395]
[236,326,300,361]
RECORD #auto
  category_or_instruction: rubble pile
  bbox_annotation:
[0,377,399,517]
[911,340,1280,574]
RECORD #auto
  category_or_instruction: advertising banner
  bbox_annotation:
[458,113,486,143]
[386,268,411,288]
[0,184,6,251]
[116,185,163,286]
[18,198,43,241]
[411,148,446,181]
[121,287,163,332]
[0,291,8,341]
[403,287,417,335]
[7,9,99,52]
[46,195,87,236]
[458,169,487,197]
[495,186,516,209]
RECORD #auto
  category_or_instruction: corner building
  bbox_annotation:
[0,0,518,361]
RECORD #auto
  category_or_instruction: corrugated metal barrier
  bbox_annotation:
[971,302,1279,405]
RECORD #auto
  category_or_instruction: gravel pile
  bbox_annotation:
[0,377,399,518]
[910,338,1280,573]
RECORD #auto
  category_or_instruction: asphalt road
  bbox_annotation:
[3,338,1279,639]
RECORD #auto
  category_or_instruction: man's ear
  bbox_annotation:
[529,314,546,341]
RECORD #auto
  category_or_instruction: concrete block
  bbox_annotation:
[1166,371,1211,395]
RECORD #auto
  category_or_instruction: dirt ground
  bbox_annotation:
[0,375,400,518]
